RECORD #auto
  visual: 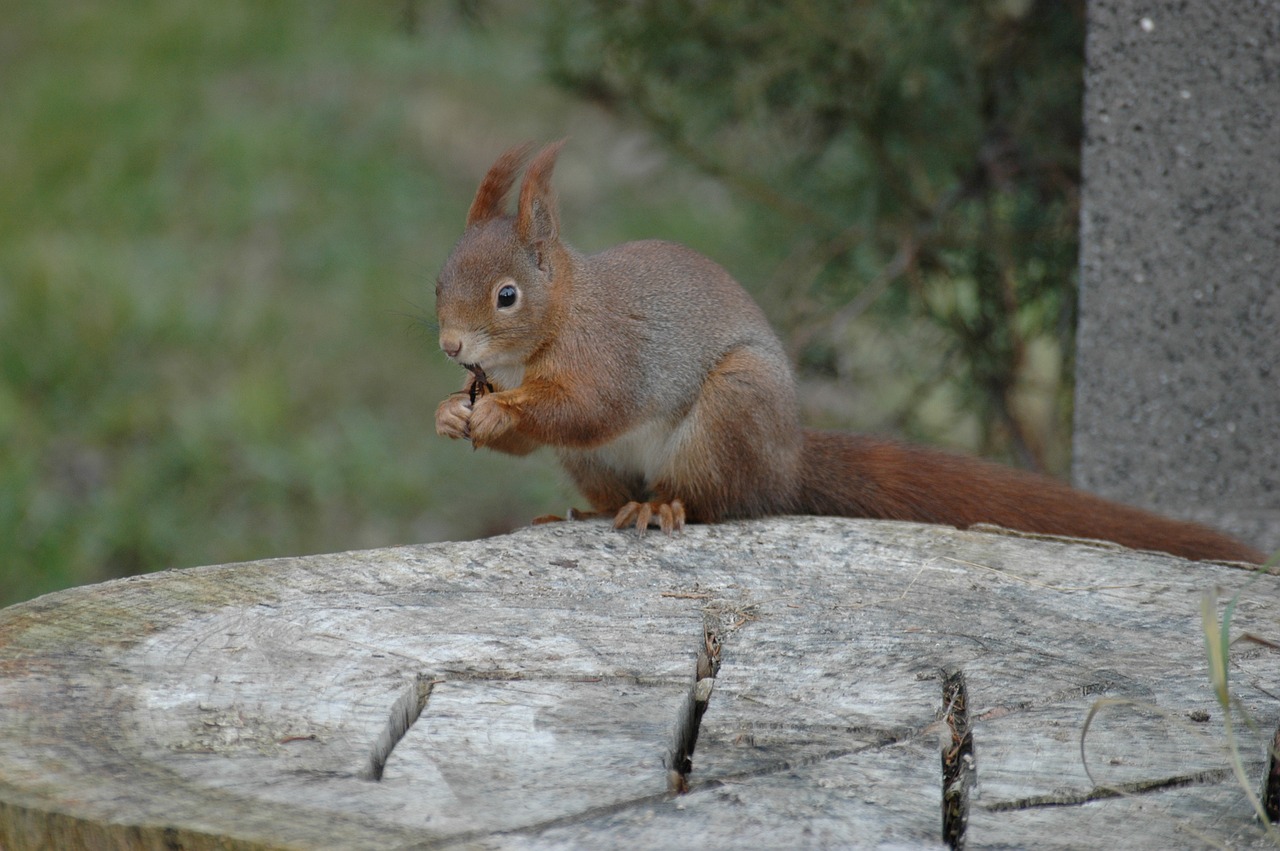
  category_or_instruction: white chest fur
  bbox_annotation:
[589,417,676,483]
[487,363,526,392]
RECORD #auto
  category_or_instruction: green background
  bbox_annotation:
[1,1,1082,605]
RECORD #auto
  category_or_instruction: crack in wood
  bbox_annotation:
[1265,724,1280,822]
[363,673,435,781]
[676,742,901,791]
[424,742,924,850]
[422,789,681,850]
[941,668,974,851]
[419,738,926,848]
[433,669,660,686]
[974,671,1151,724]
[668,621,722,794]
[983,768,1235,812]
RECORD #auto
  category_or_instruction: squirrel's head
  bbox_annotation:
[435,140,566,376]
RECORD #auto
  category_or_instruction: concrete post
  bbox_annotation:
[1074,0,1280,555]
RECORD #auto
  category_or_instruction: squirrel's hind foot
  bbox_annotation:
[613,500,686,536]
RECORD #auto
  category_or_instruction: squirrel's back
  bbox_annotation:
[584,239,783,351]
[572,239,796,412]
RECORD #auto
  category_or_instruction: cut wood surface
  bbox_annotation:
[1,517,1277,849]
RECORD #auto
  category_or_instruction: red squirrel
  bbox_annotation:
[433,142,1264,564]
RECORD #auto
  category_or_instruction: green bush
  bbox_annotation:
[544,0,1084,469]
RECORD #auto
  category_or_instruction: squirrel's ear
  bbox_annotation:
[516,139,566,253]
[466,143,535,228]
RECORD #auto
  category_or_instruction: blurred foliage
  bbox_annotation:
[544,0,1084,470]
[1,0,475,604]
[0,0,673,605]
[2,0,1085,607]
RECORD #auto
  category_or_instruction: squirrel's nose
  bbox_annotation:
[440,335,462,359]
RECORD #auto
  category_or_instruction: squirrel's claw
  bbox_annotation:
[613,500,685,535]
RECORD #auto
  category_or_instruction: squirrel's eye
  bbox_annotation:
[496,284,518,308]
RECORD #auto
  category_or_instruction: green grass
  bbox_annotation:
[1,0,789,605]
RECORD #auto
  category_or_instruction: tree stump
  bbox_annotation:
[1,518,1277,849]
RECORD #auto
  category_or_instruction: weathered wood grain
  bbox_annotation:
[1,517,1277,849]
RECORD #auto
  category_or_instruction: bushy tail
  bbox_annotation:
[796,429,1264,563]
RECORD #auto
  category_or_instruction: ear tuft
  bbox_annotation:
[466,142,536,227]
[516,139,568,248]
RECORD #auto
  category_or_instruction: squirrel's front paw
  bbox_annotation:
[435,394,472,440]
[467,395,518,448]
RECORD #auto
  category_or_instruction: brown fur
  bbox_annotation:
[516,140,565,247]
[466,143,533,227]
[797,431,1264,562]
[433,142,1265,563]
